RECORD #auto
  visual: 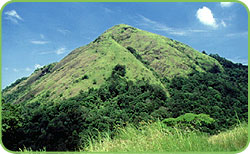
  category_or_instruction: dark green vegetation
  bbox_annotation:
[167,61,248,134]
[2,66,168,151]
[1,24,248,152]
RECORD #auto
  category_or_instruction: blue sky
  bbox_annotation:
[1,2,248,88]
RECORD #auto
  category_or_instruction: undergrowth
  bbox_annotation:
[83,122,248,152]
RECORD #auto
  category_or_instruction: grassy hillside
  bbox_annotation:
[103,24,222,77]
[2,24,223,105]
[84,121,248,152]
[1,24,247,152]
[2,61,247,151]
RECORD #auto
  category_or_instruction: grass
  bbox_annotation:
[19,147,46,153]
[13,121,248,152]
[83,121,248,152]
[104,24,223,77]
[208,123,248,151]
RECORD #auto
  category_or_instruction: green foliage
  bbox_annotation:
[163,113,215,131]
[127,46,150,66]
[202,50,207,55]
[210,53,247,85]
[2,65,169,151]
[34,62,57,73]
[111,64,126,77]
[208,122,248,151]
[209,54,244,69]
[2,84,31,104]
[2,56,248,151]
[81,74,89,80]
[209,65,221,73]
[84,121,248,152]
[2,77,28,93]
[2,103,24,150]
[2,100,88,151]
[166,56,248,134]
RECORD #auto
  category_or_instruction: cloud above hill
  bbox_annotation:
[196,6,218,28]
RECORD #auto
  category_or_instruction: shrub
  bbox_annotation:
[82,75,89,80]
[163,113,215,132]
[111,64,126,77]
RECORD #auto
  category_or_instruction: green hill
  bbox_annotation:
[1,24,247,152]
[2,24,222,105]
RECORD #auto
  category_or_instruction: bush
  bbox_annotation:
[112,64,126,77]
[163,113,215,132]
[82,75,89,80]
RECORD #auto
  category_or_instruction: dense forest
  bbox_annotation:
[1,54,248,151]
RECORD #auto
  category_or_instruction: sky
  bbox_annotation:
[1,2,248,89]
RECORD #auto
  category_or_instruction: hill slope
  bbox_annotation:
[2,24,248,152]
[2,24,222,104]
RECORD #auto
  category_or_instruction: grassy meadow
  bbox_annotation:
[83,122,248,152]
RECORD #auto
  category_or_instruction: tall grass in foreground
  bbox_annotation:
[83,122,248,152]
[208,123,248,151]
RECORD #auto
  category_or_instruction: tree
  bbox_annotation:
[112,64,126,77]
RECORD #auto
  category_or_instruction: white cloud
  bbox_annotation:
[5,16,19,24]
[103,7,113,13]
[34,64,43,69]
[38,47,68,55]
[188,29,207,33]
[57,28,70,35]
[168,31,186,36]
[25,67,32,72]
[229,57,248,65]
[139,15,163,27]
[39,51,52,55]
[4,67,9,71]
[30,40,49,45]
[13,68,19,72]
[5,10,23,20]
[137,15,206,36]
[226,31,248,37]
[138,15,186,35]
[220,2,234,8]
[221,20,227,27]
[196,6,218,28]
[4,10,23,24]
[55,47,66,55]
